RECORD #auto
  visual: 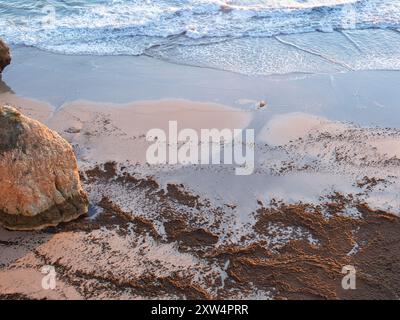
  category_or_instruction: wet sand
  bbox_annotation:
[1,47,400,300]
[4,45,400,127]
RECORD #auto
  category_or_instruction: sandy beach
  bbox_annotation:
[1,44,400,300]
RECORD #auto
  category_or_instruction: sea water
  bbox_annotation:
[1,0,400,75]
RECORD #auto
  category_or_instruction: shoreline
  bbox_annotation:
[2,45,400,127]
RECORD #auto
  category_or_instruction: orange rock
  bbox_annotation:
[0,105,88,230]
[0,39,11,73]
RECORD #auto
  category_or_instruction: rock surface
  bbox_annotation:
[0,105,88,230]
[0,39,11,73]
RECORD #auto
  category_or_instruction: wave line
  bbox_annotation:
[275,35,354,71]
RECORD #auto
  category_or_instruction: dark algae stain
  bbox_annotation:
[0,107,24,154]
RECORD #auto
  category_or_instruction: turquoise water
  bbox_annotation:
[1,1,400,75]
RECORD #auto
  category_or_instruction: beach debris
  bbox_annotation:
[0,39,11,73]
[0,105,88,230]
[65,126,81,134]
[258,100,267,109]
[220,5,233,13]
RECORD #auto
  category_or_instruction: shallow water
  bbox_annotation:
[1,1,400,75]
[3,46,400,128]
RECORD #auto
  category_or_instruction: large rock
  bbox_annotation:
[0,105,88,230]
[0,39,11,73]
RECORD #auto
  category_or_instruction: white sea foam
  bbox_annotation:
[1,1,400,74]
